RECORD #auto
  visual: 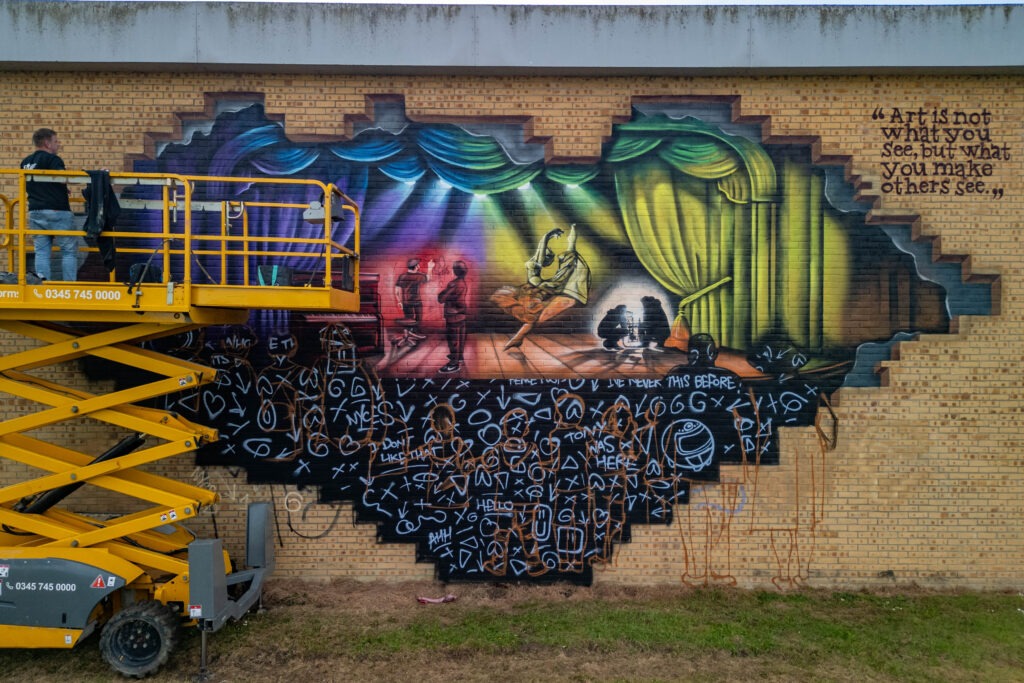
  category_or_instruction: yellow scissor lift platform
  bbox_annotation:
[0,169,361,677]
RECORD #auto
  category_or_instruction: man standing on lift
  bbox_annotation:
[21,128,78,281]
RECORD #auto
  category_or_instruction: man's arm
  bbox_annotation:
[534,228,562,261]
[437,279,453,303]
[526,228,564,286]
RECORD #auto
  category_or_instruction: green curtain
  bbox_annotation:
[776,157,852,350]
[543,164,601,186]
[395,114,854,353]
[609,117,776,349]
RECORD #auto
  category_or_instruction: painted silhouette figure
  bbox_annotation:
[421,403,472,510]
[597,304,630,350]
[587,400,638,563]
[393,257,435,346]
[481,408,552,577]
[492,224,591,350]
[638,296,671,349]
[437,260,468,374]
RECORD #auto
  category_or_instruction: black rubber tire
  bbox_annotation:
[99,600,180,678]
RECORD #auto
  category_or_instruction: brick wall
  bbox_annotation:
[1,71,1020,589]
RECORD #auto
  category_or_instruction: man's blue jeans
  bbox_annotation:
[30,210,78,281]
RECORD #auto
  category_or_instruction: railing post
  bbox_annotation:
[17,174,28,284]
[242,208,250,287]
[324,191,333,287]
[181,180,192,287]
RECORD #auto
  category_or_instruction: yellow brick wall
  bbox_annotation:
[1,71,1020,589]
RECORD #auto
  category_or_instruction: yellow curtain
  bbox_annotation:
[610,121,893,355]
[776,158,851,350]
[614,140,775,350]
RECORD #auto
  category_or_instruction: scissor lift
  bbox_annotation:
[0,169,360,677]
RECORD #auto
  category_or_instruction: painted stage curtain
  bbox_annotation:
[186,117,550,275]
[155,105,855,352]
[187,111,546,196]
[775,157,852,351]
[608,117,777,351]
[328,125,544,194]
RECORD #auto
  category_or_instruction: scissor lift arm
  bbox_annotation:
[0,169,361,677]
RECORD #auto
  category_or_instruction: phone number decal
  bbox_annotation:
[7,581,78,592]
[38,288,122,302]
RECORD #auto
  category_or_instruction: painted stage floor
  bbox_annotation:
[370,332,753,380]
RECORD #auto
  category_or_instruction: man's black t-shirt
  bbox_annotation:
[20,150,70,211]
[396,271,427,304]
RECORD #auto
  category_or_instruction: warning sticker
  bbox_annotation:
[0,565,8,578]
[91,575,106,589]
[189,604,203,618]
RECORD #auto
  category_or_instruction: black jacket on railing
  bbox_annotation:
[82,169,120,272]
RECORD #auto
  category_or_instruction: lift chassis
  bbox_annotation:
[0,168,360,676]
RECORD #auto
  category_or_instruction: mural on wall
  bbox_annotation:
[117,96,992,584]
